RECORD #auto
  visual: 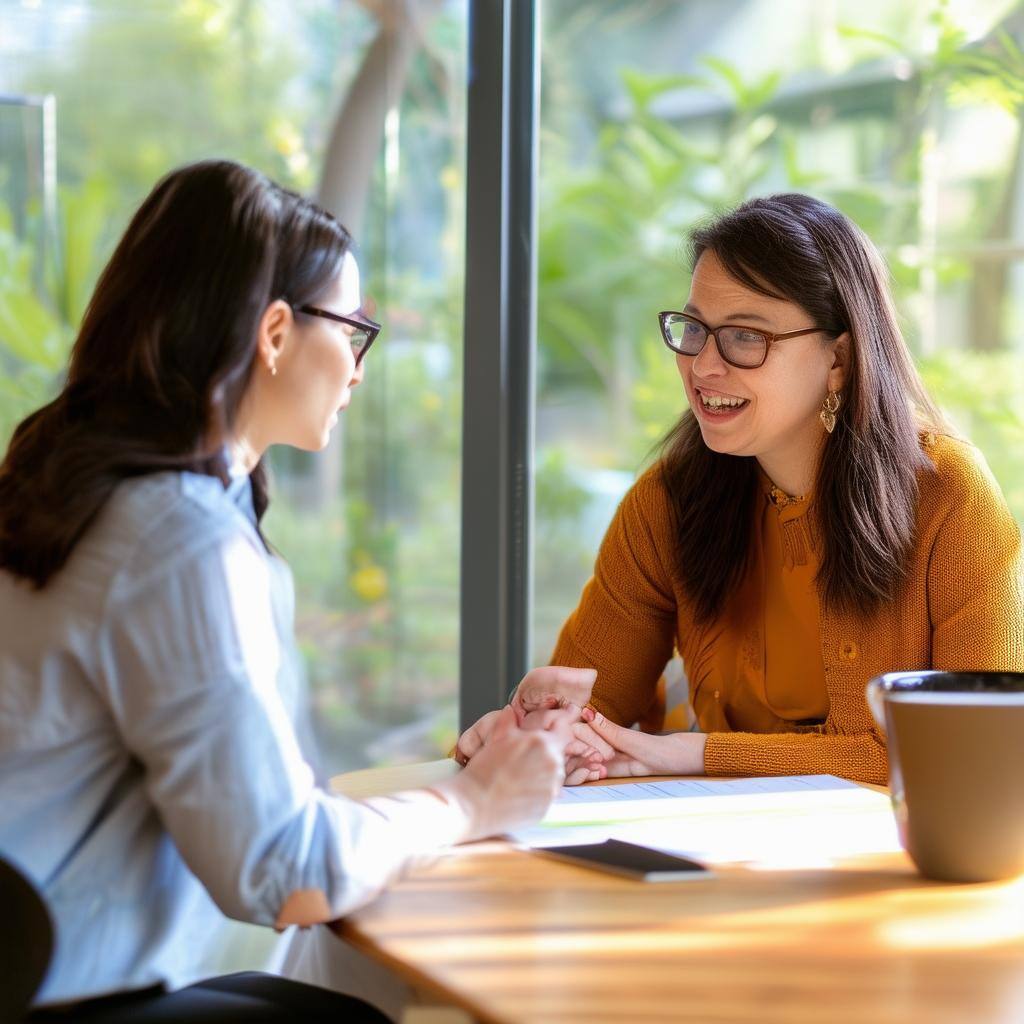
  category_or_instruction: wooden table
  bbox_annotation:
[331,761,1024,1024]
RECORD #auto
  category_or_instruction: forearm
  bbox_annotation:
[659,730,707,775]
[272,784,471,928]
[703,729,888,785]
[583,710,706,777]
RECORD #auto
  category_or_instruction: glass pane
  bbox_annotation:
[0,0,467,773]
[534,0,1024,666]
[0,94,57,444]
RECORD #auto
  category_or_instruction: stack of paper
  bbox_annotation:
[510,775,903,869]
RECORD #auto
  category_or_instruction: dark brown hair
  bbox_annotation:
[0,159,351,587]
[662,193,940,623]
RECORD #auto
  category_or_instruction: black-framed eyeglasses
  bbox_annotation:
[296,305,381,366]
[658,311,836,370]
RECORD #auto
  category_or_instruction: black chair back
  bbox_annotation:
[0,857,54,1021]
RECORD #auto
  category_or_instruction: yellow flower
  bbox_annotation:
[440,166,461,191]
[350,564,388,603]
[268,117,303,157]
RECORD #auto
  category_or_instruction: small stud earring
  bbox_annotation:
[270,364,277,377]
[820,390,841,434]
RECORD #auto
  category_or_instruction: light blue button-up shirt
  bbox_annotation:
[0,468,465,1007]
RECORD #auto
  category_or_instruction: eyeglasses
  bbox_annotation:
[296,305,381,366]
[658,311,834,370]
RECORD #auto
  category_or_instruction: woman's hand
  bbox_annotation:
[502,707,616,785]
[453,665,597,765]
[512,665,598,714]
[569,709,707,782]
[448,705,575,840]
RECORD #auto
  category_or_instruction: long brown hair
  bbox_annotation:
[662,193,940,623]
[0,159,351,588]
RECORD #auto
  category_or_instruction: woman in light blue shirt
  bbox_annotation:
[0,160,586,1021]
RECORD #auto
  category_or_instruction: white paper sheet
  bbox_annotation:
[510,774,903,869]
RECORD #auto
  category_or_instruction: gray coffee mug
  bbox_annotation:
[867,670,1024,882]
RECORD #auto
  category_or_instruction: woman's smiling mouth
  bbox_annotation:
[694,386,750,418]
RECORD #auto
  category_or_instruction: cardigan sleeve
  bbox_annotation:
[550,466,678,728]
[702,727,888,785]
[926,440,1024,671]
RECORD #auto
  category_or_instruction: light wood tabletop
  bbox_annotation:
[330,761,1024,1024]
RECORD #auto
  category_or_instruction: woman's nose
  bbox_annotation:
[350,357,366,387]
[691,332,728,376]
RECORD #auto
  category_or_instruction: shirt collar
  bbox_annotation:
[224,446,257,524]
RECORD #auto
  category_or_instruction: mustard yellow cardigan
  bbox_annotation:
[551,434,1024,784]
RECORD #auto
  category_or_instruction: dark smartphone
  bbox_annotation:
[535,839,712,882]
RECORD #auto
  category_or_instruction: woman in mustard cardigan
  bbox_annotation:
[457,193,1024,785]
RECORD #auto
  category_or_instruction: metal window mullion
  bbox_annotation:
[459,0,539,731]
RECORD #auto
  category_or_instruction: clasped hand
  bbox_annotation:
[454,666,707,783]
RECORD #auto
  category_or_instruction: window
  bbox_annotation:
[0,0,468,773]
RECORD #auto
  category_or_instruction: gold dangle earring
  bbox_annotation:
[820,390,841,434]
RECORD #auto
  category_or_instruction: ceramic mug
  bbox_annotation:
[866,670,1024,882]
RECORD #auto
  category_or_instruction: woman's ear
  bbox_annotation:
[256,300,295,376]
[828,332,850,393]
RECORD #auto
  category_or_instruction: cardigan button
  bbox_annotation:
[839,640,860,662]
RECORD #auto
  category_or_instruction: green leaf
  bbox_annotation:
[744,71,782,112]
[742,114,779,152]
[995,28,1024,69]
[780,133,828,189]
[837,24,909,56]
[59,174,114,327]
[0,290,66,370]
[701,56,780,112]
[620,68,706,111]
